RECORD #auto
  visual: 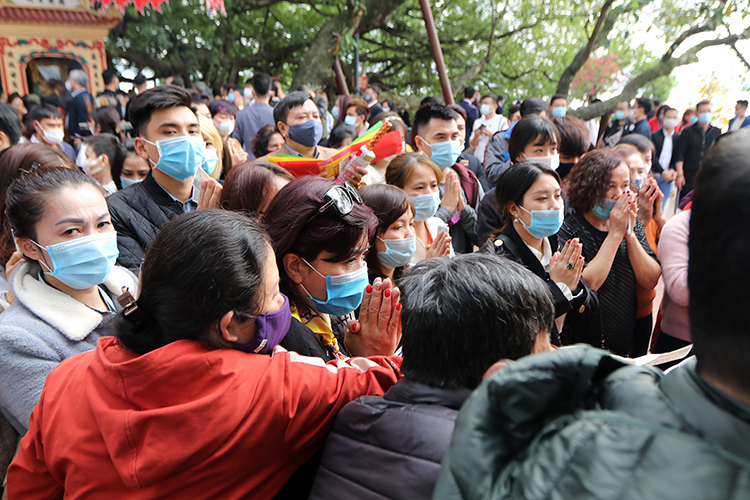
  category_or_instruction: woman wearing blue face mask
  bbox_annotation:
[385,153,453,261]
[113,139,151,189]
[558,150,661,356]
[7,210,402,498]
[79,133,127,197]
[263,177,402,363]
[360,185,417,284]
[0,167,136,436]
[482,161,596,345]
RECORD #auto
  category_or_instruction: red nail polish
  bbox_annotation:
[384,288,391,298]
[366,285,373,293]
[396,303,402,312]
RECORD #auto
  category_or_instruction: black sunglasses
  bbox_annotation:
[306,181,362,226]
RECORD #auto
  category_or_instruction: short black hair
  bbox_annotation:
[481,95,498,105]
[520,97,547,118]
[273,91,314,126]
[366,85,381,96]
[508,103,521,117]
[129,85,194,137]
[419,96,443,107]
[508,115,559,163]
[328,123,357,149]
[549,94,567,107]
[29,104,62,123]
[636,97,653,115]
[102,69,118,86]
[134,74,147,86]
[252,73,272,96]
[690,129,750,390]
[412,103,459,141]
[170,76,185,88]
[0,104,22,146]
[399,253,554,389]
[463,86,476,99]
[737,100,748,109]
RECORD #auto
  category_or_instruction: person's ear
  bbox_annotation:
[100,154,111,171]
[15,238,42,263]
[218,310,239,343]
[133,137,151,161]
[277,121,289,139]
[508,202,519,220]
[283,253,307,284]
[414,135,430,156]
[32,120,43,136]
[532,329,553,354]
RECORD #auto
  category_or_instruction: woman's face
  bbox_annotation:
[267,133,285,154]
[19,185,113,266]
[402,162,440,197]
[374,207,415,254]
[194,104,211,120]
[518,137,558,162]
[511,174,563,226]
[296,236,368,302]
[10,97,24,115]
[641,149,652,169]
[602,163,631,201]
[84,146,107,171]
[121,153,151,182]
[213,111,235,127]
[625,153,648,191]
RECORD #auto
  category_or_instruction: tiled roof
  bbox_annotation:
[0,6,115,26]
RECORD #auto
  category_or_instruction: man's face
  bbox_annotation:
[278,99,320,139]
[736,103,747,116]
[38,117,63,131]
[697,103,712,115]
[416,118,460,155]
[664,109,679,125]
[617,101,630,114]
[135,106,200,164]
[550,98,567,111]
[112,76,120,88]
[364,89,377,102]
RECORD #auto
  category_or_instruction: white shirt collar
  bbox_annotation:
[523,237,553,269]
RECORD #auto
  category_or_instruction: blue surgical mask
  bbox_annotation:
[698,112,713,124]
[119,176,142,189]
[332,106,339,119]
[301,260,369,317]
[518,206,564,239]
[689,115,698,124]
[421,137,462,169]
[143,136,206,181]
[203,148,219,176]
[344,115,358,127]
[592,198,617,220]
[614,110,625,121]
[227,93,235,103]
[233,294,291,354]
[411,192,441,221]
[633,178,644,191]
[552,107,567,117]
[377,236,416,269]
[31,232,119,290]
[288,119,323,148]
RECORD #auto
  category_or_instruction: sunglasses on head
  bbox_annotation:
[305,181,362,226]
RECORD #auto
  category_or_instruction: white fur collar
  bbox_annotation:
[10,261,137,341]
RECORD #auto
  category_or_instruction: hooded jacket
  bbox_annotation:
[433,346,750,500]
[7,337,401,499]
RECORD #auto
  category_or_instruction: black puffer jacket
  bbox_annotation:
[107,172,188,273]
[434,347,750,500]
[309,378,471,500]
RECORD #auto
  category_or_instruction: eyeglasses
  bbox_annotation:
[305,181,362,226]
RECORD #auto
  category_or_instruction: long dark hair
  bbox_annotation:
[84,133,127,181]
[262,176,377,311]
[359,184,413,281]
[116,210,271,354]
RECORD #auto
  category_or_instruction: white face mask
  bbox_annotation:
[65,80,73,92]
[214,119,235,137]
[663,118,679,130]
[480,104,492,116]
[243,87,253,99]
[522,153,560,170]
[38,123,65,144]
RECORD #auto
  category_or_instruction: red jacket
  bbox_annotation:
[8,337,402,499]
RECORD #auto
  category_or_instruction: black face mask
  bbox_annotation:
[557,162,575,180]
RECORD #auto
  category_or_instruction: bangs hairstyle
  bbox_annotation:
[385,152,444,188]
[495,161,561,223]
[220,161,293,214]
[508,116,559,163]
[553,115,590,158]
[359,184,414,279]
[262,177,377,307]
[566,149,627,214]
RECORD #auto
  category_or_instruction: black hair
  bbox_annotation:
[90,106,121,136]
[128,85,194,137]
[419,96,443,107]
[519,97,547,118]
[29,104,62,123]
[273,91,314,126]
[328,123,357,149]
[134,74,147,86]
[170,76,185,88]
[463,86,476,99]
[84,134,127,180]
[448,103,467,121]
[617,133,655,162]
[207,100,237,118]
[549,94,567,107]
[508,115,559,163]
[384,99,396,111]
[508,103,521,117]
[495,161,561,224]
[412,103,459,142]
[636,97,653,115]
[252,73,272,96]
[399,253,554,389]
[116,210,271,354]
[737,100,749,109]
[102,69,118,86]
[690,129,750,390]
[6,167,99,243]
[553,115,591,159]
[252,124,280,159]
[481,95,498,104]
[0,104,22,146]
[367,85,381,96]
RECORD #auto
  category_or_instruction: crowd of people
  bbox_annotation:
[0,69,749,499]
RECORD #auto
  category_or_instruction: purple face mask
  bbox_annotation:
[234,294,291,354]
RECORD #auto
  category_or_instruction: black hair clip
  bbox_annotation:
[20,162,42,176]
[117,289,140,317]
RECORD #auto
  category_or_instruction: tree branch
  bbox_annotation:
[731,43,750,72]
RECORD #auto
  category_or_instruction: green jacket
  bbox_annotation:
[434,346,750,500]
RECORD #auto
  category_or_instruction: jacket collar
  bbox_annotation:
[384,378,471,410]
[502,223,551,278]
[661,358,750,461]
[9,261,137,341]
[141,170,188,208]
